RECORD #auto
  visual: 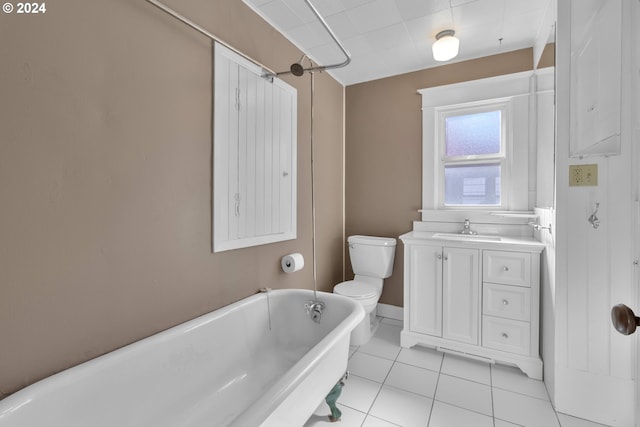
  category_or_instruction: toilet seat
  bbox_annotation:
[334,280,378,299]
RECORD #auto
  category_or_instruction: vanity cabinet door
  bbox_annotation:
[408,244,443,337]
[442,247,480,345]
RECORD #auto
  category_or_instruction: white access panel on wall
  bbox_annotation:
[213,43,297,252]
[569,0,622,157]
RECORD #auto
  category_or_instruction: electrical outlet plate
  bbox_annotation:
[569,164,598,186]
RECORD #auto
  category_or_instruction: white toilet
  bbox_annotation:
[333,235,397,346]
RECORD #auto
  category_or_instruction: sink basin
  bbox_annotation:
[432,233,502,242]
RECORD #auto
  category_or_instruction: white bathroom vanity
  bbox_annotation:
[400,231,544,379]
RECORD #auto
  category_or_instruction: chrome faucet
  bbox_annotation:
[460,218,478,235]
[305,300,325,323]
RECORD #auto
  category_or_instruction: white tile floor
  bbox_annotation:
[304,318,610,427]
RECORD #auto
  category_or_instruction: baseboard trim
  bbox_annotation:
[377,303,403,321]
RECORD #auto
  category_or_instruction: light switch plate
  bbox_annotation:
[569,164,598,186]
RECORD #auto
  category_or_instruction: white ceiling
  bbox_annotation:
[242,0,553,86]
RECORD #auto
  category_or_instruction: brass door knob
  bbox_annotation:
[611,304,640,335]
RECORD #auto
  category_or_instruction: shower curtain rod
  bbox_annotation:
[144,0,351,80]
[143,0,278,78]
[274,0,351,77]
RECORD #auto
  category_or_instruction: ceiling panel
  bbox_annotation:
[243,0,553,85]
[345,0,404,34]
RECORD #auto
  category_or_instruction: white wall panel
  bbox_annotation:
[213,43,297,252]
[535,206,555,401]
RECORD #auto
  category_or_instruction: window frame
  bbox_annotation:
[435,99,512,209]
[419,71,534,215]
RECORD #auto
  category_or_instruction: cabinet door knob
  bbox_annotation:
[502,266,509,272]
[502,299,509,306]
[443,255,448,261]
[501,332,509,339]
[437,254,442,260]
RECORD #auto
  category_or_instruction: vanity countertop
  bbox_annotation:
[399,231,545,252]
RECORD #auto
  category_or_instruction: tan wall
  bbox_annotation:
[0,0,344,396]
[538,42,556,69]
[345,48,535,307]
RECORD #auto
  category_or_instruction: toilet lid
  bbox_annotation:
[334,280,378,299]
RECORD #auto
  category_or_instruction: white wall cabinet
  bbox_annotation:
[401,232,543,379]
[569,0,622,157]
[213,43,297,252]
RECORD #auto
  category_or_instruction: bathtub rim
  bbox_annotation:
[229,289,365,426]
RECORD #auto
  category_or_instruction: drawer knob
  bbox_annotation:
[502,266,510,272]
[501,332,509,339]
[502,299,509,306]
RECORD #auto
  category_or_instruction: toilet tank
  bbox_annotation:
[348,235,397,279]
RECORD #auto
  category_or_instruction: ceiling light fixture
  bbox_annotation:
[432,29,459,62]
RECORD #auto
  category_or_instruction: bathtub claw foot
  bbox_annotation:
[325,380,344,422]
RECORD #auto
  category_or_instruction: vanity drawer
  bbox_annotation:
[483,251,531,287]
[482,316,530,355]
[483,283,531,321]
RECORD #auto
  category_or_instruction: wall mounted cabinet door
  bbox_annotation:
[213,43,297,252]
[569,0,622,157]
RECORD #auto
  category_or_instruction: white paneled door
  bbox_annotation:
[556,0,639,425]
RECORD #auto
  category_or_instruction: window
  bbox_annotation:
[419,71,535,212]
[438,103,509,207]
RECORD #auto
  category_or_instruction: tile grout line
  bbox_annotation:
[351,341,404,426]
[546,379,564,427]
[490,363,496,427]
[491,385,553,402]
[490,365,556,427]
[344,345,374,426]
[425,348,446,427]
[365,344,402,421]
[430,380,497,416]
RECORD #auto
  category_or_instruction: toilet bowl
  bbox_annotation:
[333,235,396,346]
[334,278,381,345]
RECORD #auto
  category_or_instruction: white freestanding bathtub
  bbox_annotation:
[0,289,364,427]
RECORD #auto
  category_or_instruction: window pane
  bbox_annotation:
[445,110,501,156]
[444,163,501,206]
